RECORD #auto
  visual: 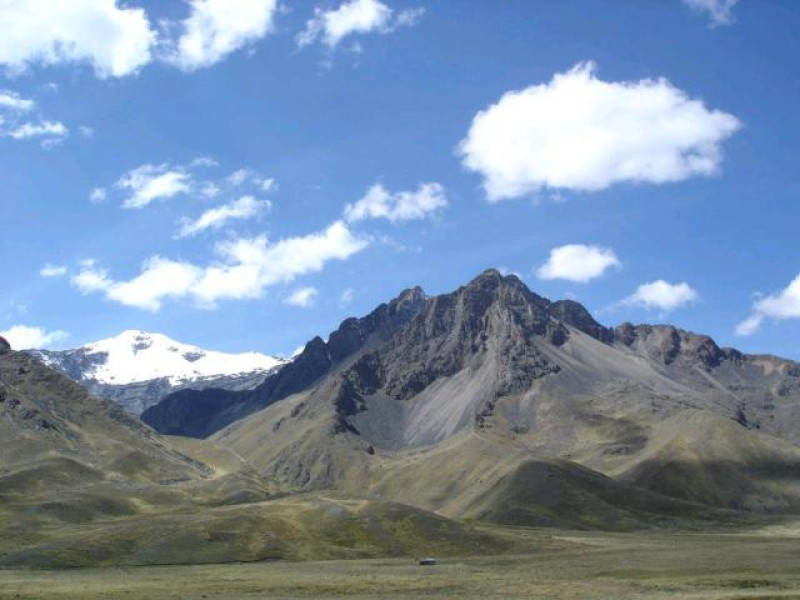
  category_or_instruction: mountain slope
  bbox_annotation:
[176,269,800,520]
[142,287,427,437]
[30,330,286,415]
[0,494,513,567]
[2,337,518,567]
[615,410,800,512]
[0,340,210,494]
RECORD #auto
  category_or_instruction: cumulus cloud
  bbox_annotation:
[0,0,283,77]
[0,0,155,78]
[40,264,67,278]
[0,325,68,350]
[284,286,319,308]
[536,244,620,283]
[683,0,738,26]
[344,182,447,223]
[297,0,423,49]
[736,273,800,336]
[622,280,699,312]
[116,164,191,209]
[71,221,367,311]
[166,0,278,71]
[458,61,741,202]
[177,195,270,238]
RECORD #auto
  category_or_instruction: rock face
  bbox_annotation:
[0,336,10,354]
[143,287,427,437]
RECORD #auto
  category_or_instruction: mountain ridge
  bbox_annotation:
[146,269,799,443]
[172,268,800,521]
[28,330,287,415]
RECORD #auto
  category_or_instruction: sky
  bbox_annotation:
[1,0,799,360]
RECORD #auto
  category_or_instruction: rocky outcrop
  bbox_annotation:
[613,323,725,369]
[552,299,614,343]
[143,286,428,437]
[0,336,10,354]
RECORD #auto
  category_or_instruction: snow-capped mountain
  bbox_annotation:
[29,330,288,415]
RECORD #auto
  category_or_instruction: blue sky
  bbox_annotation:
[1,0,799,360]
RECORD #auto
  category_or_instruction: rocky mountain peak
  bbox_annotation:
[465,267,504,288]
[0,336,10,354]
[462,269,530,296]
[612,323,725,368]
[551,299,614,343]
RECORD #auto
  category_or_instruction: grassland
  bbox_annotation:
[4,528,800,599]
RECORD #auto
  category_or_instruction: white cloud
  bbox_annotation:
[167,0,278,71]
[177,195,270,238]
[683,0,738,26]
[200,182,222,198]
[40,264,67,278]
[79,125,95,138]
[0,0,155,78]
[735,314,763,337]
[622,280,699,312]
[736,273,800,336]
[0,325,68,350]
[189,156,220,168]
[344,182,447,223]
[340,288,355,306]
[100,161,275,209]
[116,164,191,209]
[458,61,741,202]
[8,120,68,145]
[107,257,203,312]
[536,244,620,283]
[224,168,276,191]
[0,90,34,112]
[72,262,113,294]
[297,0,423,49]
[71,220,368,311]
[285,286,319,308]
[227,168,251,186]
[0,90,68,146]
[258,177,276,192]
[89,187,107,204]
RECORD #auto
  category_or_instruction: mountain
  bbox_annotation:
[6,269,800,569]
[29,330,287,415]
[142,288,426,437]
[145,269,800,522]
[0,336,507,567]
[0,335,209,493]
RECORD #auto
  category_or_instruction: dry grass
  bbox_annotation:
[4,529,800,599]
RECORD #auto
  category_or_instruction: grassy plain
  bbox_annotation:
[4,528,800,599]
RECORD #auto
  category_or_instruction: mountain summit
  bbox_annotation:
[30,330,286,415]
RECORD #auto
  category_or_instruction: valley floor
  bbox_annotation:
[4,529,800,599]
